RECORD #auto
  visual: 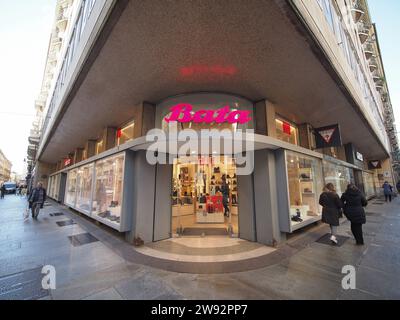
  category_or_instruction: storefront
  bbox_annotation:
[63,151,134,232]
[52,93,333,246]
[172,155,239,236]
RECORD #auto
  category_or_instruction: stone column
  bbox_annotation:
[125,150,157,244]
[254,100,276,137]
[253,149,285,245]
[73,148,84,164]
[298,123,314,150]
[132,101,156,138]
[102,127,117,151]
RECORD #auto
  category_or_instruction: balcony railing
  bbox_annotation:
[39,0,97,151]
[318,0,389,150]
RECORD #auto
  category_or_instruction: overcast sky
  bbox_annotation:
[0,0,55,175]
[0,1,398,176]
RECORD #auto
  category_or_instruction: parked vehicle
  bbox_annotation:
[3,182,17,194]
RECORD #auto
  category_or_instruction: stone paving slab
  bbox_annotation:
[0,266,49,300]
[1,195,400,299]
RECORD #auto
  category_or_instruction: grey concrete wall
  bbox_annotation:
[34,161,54,190]
[253,149,284,245]
[275,149,291,234]
[126,150,156,244]
[237,173,256,242]
[153,160,172,241]
[85,140,97,158]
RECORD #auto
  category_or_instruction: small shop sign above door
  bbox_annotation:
[368,160,382,169]
[314,124,342,148]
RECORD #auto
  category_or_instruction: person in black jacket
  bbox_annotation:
[220,175,230,217]
[28,182,47,219]
[319,183,343,245]
[341,184,367,245]
[0,183,5,199]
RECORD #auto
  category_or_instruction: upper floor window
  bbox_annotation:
[117,120,135,146]
[275,117,299,146]
[96,139,103,155]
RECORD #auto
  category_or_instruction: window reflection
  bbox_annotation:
[286,151,323,226]
[92,154,124,225]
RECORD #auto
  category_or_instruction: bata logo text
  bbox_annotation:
[164,104,251,124]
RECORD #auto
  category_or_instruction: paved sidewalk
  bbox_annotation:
[0,194,399,300]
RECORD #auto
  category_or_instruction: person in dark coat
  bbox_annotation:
[382,181,393,202]
[341,184,367,245]
[28,182,47,219]
[0,183,5,199]
[319,183,343,245]
[220,175,230,217]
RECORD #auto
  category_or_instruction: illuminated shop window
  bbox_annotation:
[65,169,78,207]
[96,139,103,155]
[75,164,94,214]
[275,118,298,145]
[92,154,125,226]
[117,120,135,146]
[286,151,323,227]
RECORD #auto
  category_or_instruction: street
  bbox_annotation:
[0,194,399,300]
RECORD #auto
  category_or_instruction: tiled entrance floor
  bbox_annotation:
[135,236,276,262]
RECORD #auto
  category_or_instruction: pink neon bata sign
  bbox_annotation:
[164,103,252,124]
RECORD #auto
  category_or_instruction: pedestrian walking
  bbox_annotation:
[0,183,5,199]
[341,184,367,246]
[396,180,400,194]
[28,182,47,219]
[319,183,343,245]
[382,181,393,202]
[221,175,230,217]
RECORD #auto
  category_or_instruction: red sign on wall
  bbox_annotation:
[164,103,251,124]
[64,158,71,166]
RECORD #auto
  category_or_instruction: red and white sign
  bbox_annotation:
[371,161,379,168]
[282,121,292,135]
[64,158,71,166]
[164,103,252,124]
[318,128,336,144]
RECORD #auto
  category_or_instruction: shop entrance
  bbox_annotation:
[171,156,239,237]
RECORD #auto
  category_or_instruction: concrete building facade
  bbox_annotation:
[0,149,12,184]
[29,0,399,247]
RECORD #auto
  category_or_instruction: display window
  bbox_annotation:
[286,151,323,228]
[362,171,376,199]
[92,153,125,226]
[48,176,53,198]
[117,120,135,146]
[54,174,60,200]
[65,169,78,207]
[96,139,103,155]
[75,164,94,214]
[275,117,298,145]
[172,155,239,236]
[323,161,354,196]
